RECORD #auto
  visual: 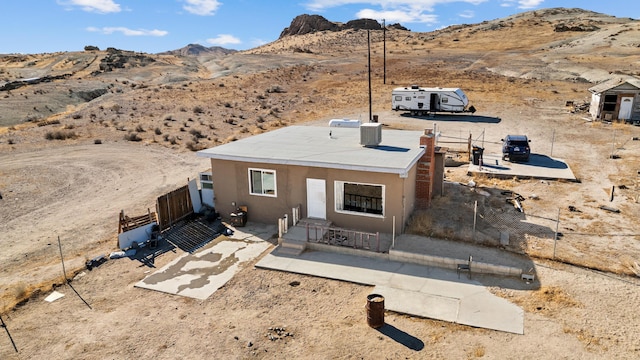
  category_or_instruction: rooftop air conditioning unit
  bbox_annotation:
[360,123,382,147]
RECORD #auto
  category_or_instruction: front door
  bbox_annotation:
[619,96,633,120]
[306,178,326,219]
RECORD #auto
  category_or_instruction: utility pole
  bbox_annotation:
[368,29,372,122]
[383,19,386,85]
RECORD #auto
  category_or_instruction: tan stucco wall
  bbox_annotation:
[208,159,415,234]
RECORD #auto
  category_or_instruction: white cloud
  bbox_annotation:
[183,0,222,16]
[516,0,544,9]
[499,0,543,9]
[306,0,488,12]
[58,0,121,13]
[305,1,487,25]
[206,34,241,46]
[356,9,438,24]
[458,10,475,19]
[87,27,168,36]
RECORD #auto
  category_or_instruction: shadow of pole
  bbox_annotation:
[376,323,424,351]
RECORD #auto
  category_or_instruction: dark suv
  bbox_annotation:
[501,135,530,162]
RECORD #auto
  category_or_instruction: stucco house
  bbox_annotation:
[589,76,640,123]
[196,123,441,234]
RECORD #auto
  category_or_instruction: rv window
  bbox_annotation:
[441,97,448,103]
[405,97,411,101]
[249,168,276,197]
[334,181,384,216]
[417,96,425,99]
[395,96,402,101]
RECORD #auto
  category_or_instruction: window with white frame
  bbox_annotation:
[249,168,276,196]
[335,181,384,216]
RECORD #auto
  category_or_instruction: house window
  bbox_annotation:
[335,181,384,216]
[249,168,276,197]
[603,94,617,112]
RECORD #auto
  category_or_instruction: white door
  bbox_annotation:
[619,97,633,120]
[306,178,326,219]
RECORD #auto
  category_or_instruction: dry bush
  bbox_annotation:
[45,130,77,140]
[135,124,146,132]
[186,141,205,151]
[124,132,142,142]
[154,127,162,135]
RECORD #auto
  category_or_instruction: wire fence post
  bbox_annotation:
[553,208,560,259]
[473,200,478,242]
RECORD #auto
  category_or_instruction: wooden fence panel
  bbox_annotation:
[157,184,193,230]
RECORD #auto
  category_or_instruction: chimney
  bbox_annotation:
[415,129,436,209]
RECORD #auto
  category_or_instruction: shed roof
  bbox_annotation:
[197,125,427,178]
[588,77,640,94]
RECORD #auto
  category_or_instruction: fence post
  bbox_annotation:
[473,200,478,242]
[553,208,560,259]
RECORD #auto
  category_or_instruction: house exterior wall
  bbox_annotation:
[208,159,413,234]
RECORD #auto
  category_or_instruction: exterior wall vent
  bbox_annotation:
[360,123,382,147]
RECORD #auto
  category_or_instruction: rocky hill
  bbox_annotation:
[0,7,638,133]
[279,14,407,37]
[159,43,237,57]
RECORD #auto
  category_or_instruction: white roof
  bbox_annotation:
[393,86,462,92]
[197,125,426,177]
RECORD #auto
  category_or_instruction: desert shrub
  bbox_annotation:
[186,140,206,151]
[224,102,232,108]
[135,124,145,132]
[63,124,75,129]
[189,128,205,138]
[94,139,102,144]
[193,106,204,114]
[163,114,175,121]
[267,85,286,93]
[154,127,162,135]
[71,113,82,119]
[45,130,77,140]
[7,138,16,145]
[124,132,142,142]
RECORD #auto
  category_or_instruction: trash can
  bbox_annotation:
[230,206,247,227]
[472,146,484,165]
[366,294,385,328]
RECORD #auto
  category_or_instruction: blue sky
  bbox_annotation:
[1,0,637,54]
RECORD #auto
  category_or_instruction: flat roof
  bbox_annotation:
[197,125,426,177]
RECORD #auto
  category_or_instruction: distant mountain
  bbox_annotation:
[159,44,237,56]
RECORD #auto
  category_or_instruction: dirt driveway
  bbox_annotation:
[0,142,208,305]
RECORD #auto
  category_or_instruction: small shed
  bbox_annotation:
[588,77,640,123]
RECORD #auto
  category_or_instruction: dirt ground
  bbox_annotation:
[2,8,640,359]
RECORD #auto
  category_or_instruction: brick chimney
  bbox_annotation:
[415,129,436,209]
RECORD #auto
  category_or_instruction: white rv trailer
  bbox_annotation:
[392,85,475,116]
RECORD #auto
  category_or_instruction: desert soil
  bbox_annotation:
[2,9,640,359]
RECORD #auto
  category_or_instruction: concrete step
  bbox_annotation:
[278,239,307,256]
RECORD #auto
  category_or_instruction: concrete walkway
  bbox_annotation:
[468,152,576,181]
[256,247,524,334]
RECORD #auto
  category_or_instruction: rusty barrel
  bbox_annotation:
[366,294,385,328]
